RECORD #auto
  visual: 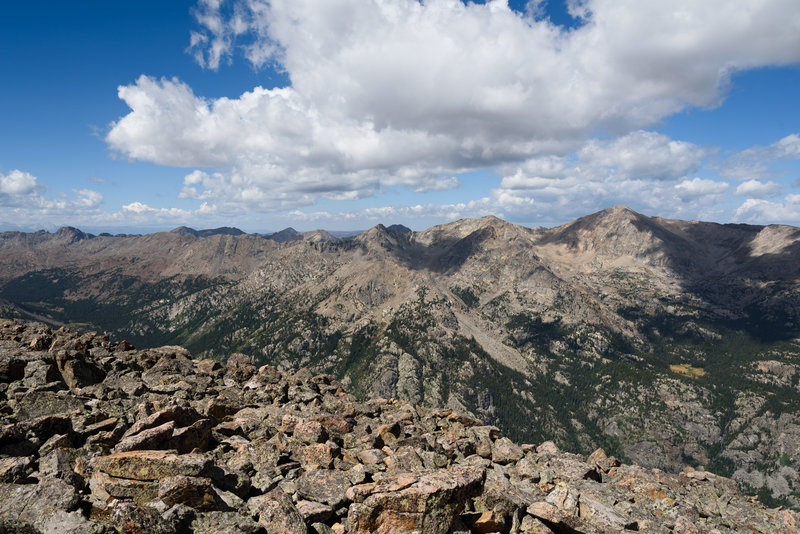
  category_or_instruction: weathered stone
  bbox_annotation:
[0,456,32,483]
[296,468,352,507]
[56,350,105,390]
[23,359,59,387]
[90,470,159,505]
[158,475,218,510]
[468,510,506,533]
[228,440,280,474]
[191,511,262,534]
[168,418,215,453]
[491,437,524,465]
[249,489,308,534]
[112,499,177,534]
[113,420,176,452]
[39,448,84,488]
[519,514,554,533]
[0,479,80,531]
[296,499,335,523]
[96,450,211,480]
[347,465,486,534]
[14,390,83,419]
[124,405,203,438]
[38,432,73,457]
[357,448,386,465]
[294,420,327,444]
[299,442,336,470]
[0,319,799,534]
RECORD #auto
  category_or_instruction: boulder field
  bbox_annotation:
[0,318,796,533]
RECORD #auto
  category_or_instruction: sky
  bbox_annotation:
[1,0,800,234]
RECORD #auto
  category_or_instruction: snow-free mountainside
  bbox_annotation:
[2,206,800,510]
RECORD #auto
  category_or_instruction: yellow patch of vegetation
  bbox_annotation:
[669,364,707,378]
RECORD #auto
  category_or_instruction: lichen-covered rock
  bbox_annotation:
[95,450,211,480]
[347,465,485,534]
[249,489,308,534]
[296,468,352,508]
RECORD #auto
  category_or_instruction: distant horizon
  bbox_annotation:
[2,1,800,232]
[5,204,800,237]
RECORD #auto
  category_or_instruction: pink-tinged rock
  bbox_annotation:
[347,465,485,534]
[298,443,335,470]
[249,489,308,534]
[491,437,524,465]
[113,420,175,452]
[296,468,352,507]
[95,450,210,480]
[294,420,327,444]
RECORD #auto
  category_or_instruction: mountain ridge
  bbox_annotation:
[2,206,800,508]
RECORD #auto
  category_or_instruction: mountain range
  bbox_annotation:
[2,205,800,508]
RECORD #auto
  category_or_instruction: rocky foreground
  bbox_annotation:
[0,319,797,533]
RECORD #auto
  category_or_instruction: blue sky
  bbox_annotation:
[1,0,799,233]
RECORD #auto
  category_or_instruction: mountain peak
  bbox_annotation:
[268,227,300,242]
[386,224,412,234]
[54,226,91,243]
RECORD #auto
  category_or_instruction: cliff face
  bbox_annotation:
[1,318,797,533]
[1,207,800,508]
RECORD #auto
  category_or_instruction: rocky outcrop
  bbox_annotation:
[0,318,797,533]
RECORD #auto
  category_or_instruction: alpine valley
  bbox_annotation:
[2,205,800,508]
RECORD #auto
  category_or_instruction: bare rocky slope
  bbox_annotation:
[2,206,800,508]
[1,318,798,533]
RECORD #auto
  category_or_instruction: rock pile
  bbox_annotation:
[0,318,797,533]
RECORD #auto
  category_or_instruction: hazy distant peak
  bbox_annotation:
[170,226,199,237]
[54,226,91,243]
[267,227,300,242]
[302,229,340,243]
[386,224,412,234]
[170,226,245,238]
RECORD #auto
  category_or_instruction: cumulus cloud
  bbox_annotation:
[674,178,729,200]
[736,194,800,223]
[719,134,800,181]
[733,179,782,198]
[0,169,106,229]
[105,0,800,214]
[490,131,723,221]
[0,170,38,196]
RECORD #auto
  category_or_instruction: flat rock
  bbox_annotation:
[95,450,210,480]
[347,465,486,534]
[296,468,352,507]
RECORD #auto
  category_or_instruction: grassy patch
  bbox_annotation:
[669,363,706,378]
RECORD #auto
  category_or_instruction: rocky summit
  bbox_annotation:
[1,319,797,533]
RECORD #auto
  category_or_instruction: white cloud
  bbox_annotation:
[577,131,708,181]
[0,169,107,229]
[0,170,38,195]
[733,179,782,198]
[674,178,729,200]
[719,133,800,181]
[491,131,719,221]
[736,194,800,223]
[413,176,459,193]
[105,0,800,214]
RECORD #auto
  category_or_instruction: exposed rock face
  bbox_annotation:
[0,319,797,533]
